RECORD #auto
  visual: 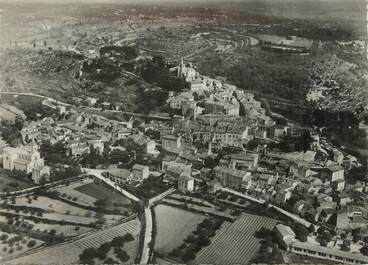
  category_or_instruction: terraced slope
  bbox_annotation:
[7,219,140,265]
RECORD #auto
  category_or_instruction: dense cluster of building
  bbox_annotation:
[1,57,367,264]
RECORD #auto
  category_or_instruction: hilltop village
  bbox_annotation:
[0,55,368,264]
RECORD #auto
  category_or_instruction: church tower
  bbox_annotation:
[177,57,185,78]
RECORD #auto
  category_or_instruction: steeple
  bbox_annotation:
[177,57,185,78]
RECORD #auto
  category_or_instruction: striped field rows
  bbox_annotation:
[7,219,141,265]
[192,213,279,265]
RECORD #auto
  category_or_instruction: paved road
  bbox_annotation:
[139,188,176,264]
[0,91,71,106]
[139,207,152,264]
[82,168,154,264]
[6,219,140,265]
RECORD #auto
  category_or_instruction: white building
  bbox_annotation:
[2,144,50,184]
[274,224,296,250]
[290,241,368,264]
[178,173,194,193]
[132,164,149,181]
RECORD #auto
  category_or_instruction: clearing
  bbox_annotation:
[154,204,206,255]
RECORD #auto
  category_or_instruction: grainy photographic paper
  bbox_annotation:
[0,0,367,264]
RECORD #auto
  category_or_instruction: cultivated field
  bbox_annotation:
[7,219,141,264]
[155,204,206,255]
[192,213,279,265]
[0,232,43,261]
[53,179,96,207]
[28,222,93,237]
[4,194,126,229]
[0,171,33,193]
[75,182,132,205]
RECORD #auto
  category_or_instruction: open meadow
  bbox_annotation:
[154,204,206,255]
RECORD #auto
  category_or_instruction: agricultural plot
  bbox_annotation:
[53,179,96,207]
[192,213,278,265]
[0,172,33,193]
[7,219,141,265]
[27,222,93,237]
[155,204,206,255]
[75,182,131,205]
[0,232,43,261]
[4,195,125,227]
[1,209,96,225]
[11,196,91,216]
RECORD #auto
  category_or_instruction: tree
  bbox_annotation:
[360,244,368,256]
[182,249,196,262]
[79,248,97,261]
[111,236,125,247]
[204,157,218,169]
[293,222,309,242]
[27,240,37,248]
[115,248,130,262]
[123,233,134,242]
[352,228,361,243]
[104,257,118,264]
[341,239,351,252]
[320,239,327,247]
[322,231,332,243]
[169,248,182,257]
[14,116,24,131]
[308,224,315,234]
[198,219,214,230]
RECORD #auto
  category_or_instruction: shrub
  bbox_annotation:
[182,249,196,262]
[79,247,97,260]
[0,234,9,241]
[8,248,14,254]
[115,248,130,262]
[111,237,125,247]
[27,240,37,248]
[123,233,134,242]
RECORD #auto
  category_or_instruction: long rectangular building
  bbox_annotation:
[290,241,368,264]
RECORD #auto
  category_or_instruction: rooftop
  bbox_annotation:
[291,241,368,262]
